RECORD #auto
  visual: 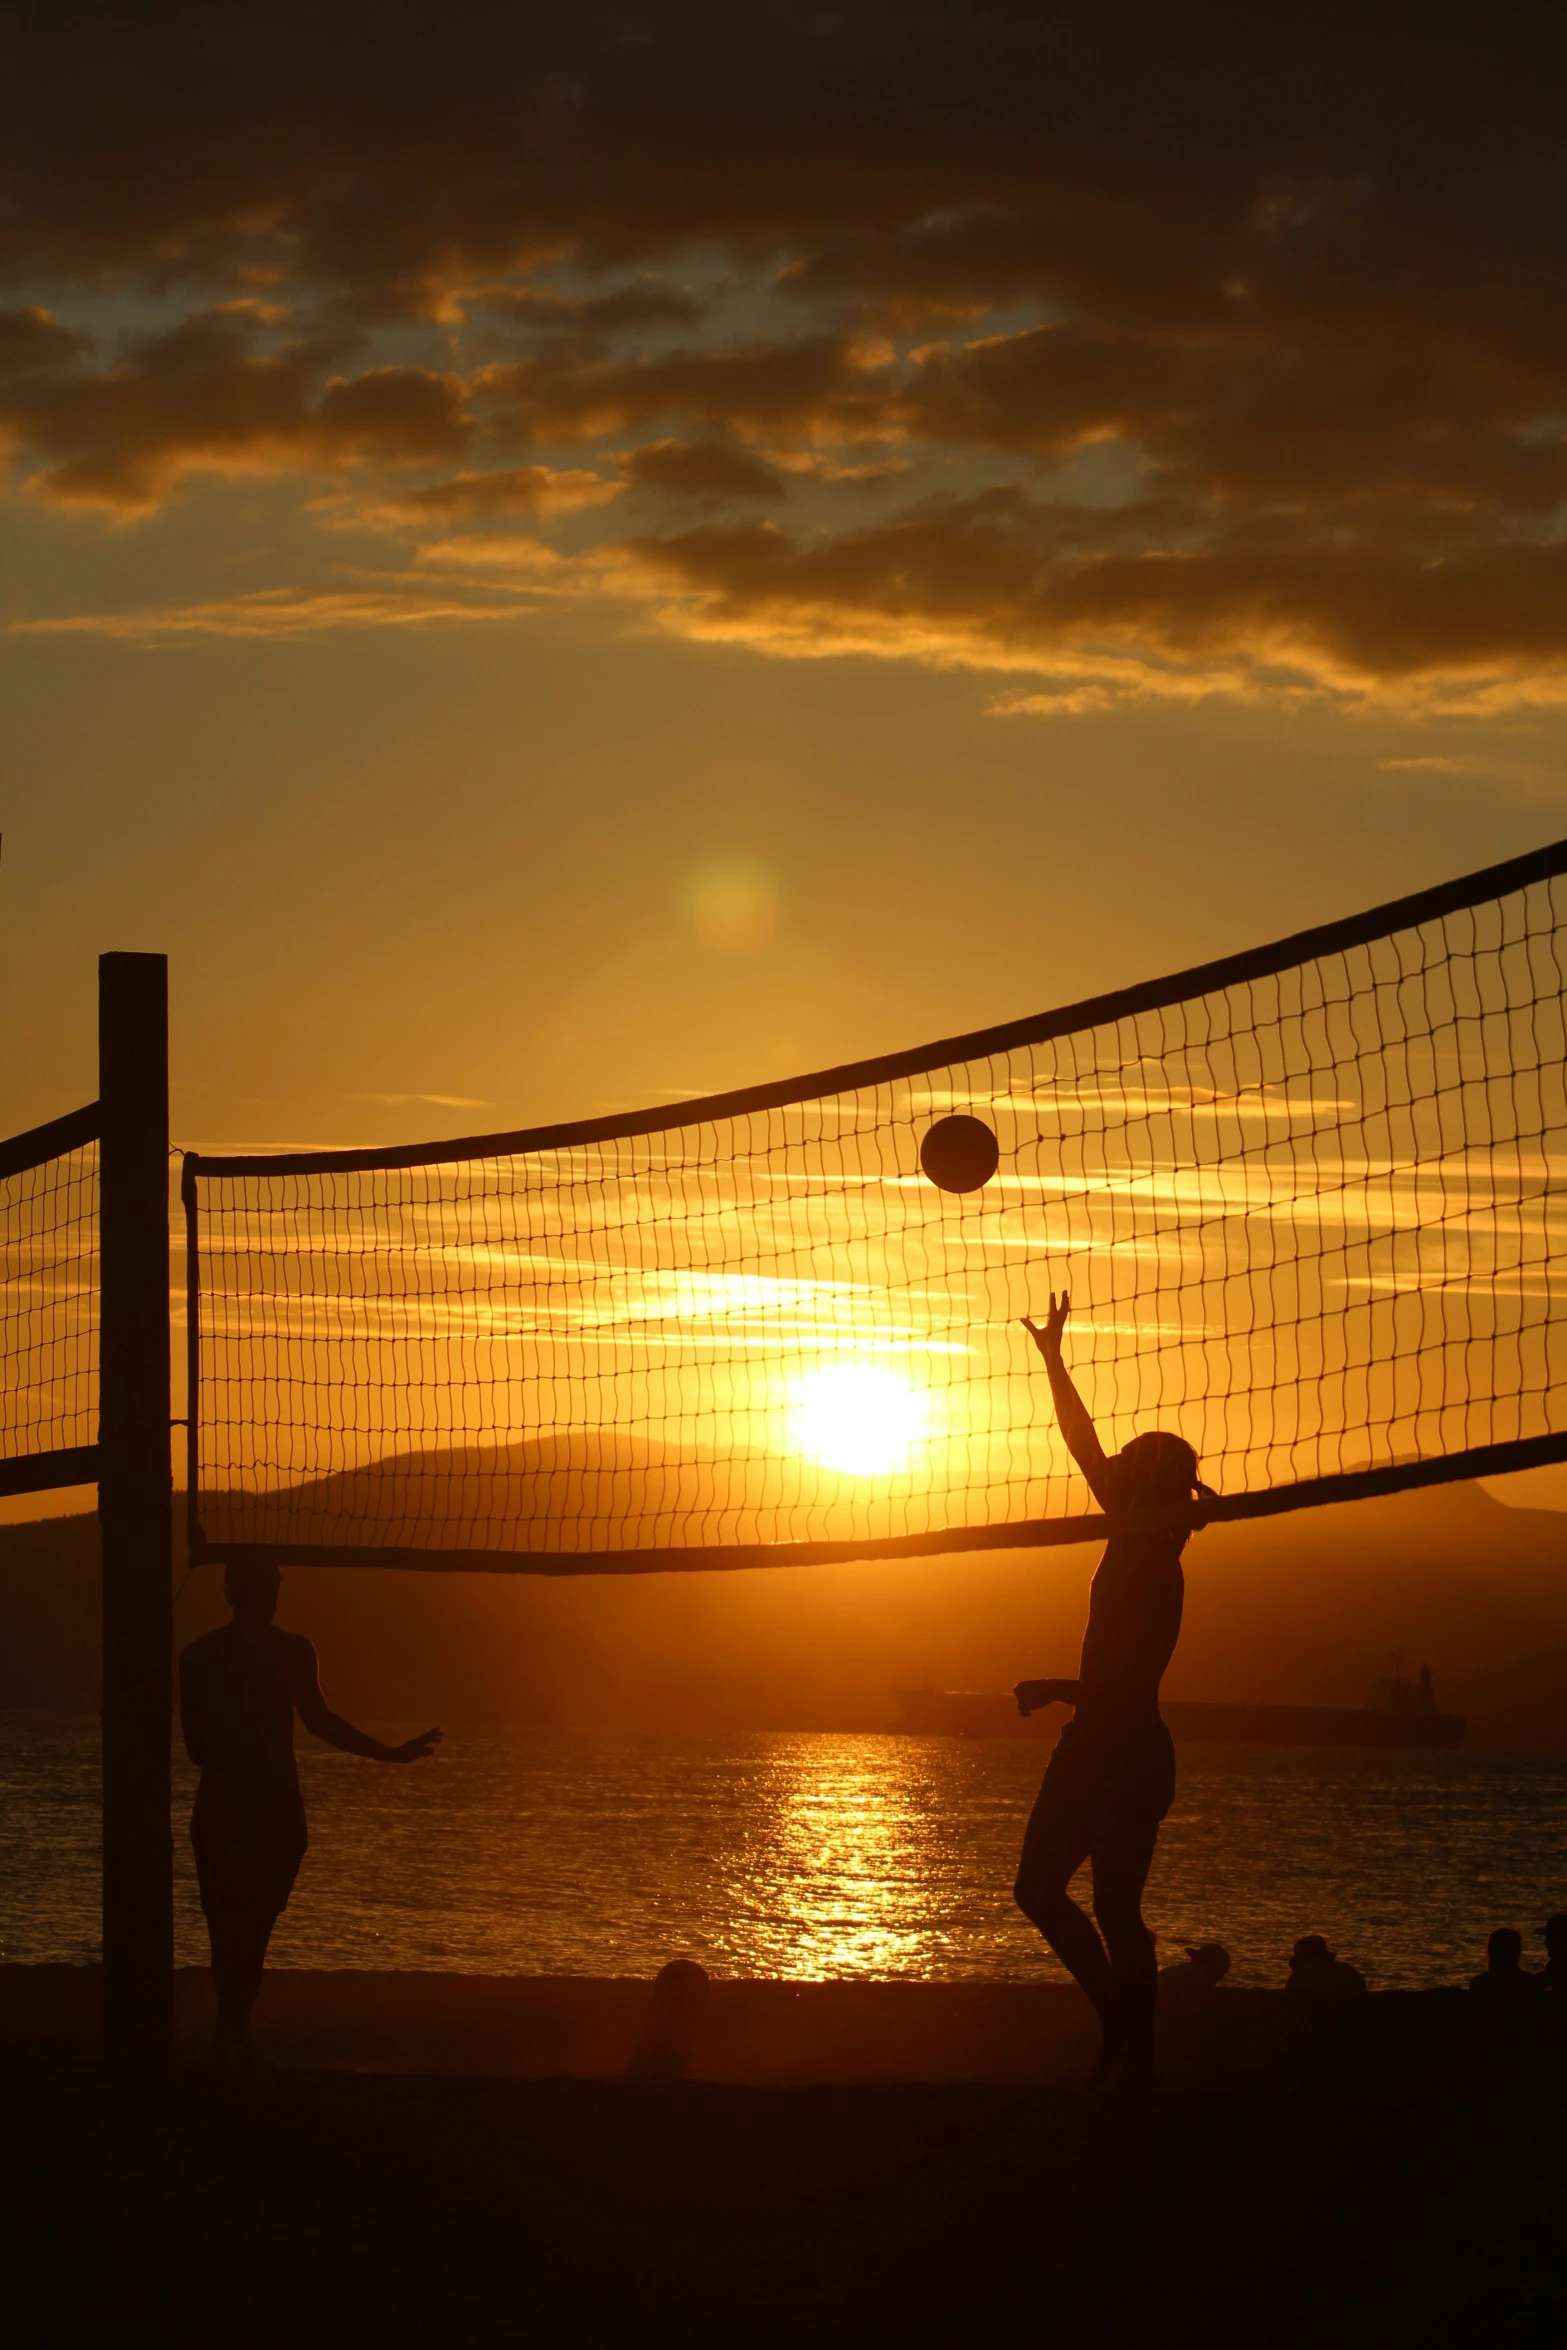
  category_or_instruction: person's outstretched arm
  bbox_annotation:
[1020,1290,1113,1507]
[291,1641,441,1763]
[1014,1674,1080,1716]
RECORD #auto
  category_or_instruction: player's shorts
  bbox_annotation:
[191,1772,308,1917]
[1018,1713,1176,1879]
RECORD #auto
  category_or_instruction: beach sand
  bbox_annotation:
[3,2050,1564,2340]
[4,1970,1564,2339]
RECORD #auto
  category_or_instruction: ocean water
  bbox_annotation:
[3,1717,1566,1990]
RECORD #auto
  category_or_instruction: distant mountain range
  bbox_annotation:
[195,1428,917,1555]
[3,1474,1565,1745]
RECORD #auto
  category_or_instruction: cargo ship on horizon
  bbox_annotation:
[892,1662,1465,1749]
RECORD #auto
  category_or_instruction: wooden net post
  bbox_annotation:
[98,952,173,2064]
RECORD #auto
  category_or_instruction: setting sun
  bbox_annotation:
[793,1365,930,1478]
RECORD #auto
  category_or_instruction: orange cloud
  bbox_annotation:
[414,535,564,569]
[11,583,532,639]
[357,467,621,520]
[345,1093,492,1109]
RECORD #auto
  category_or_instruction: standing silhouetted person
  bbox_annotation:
[1012,1292,1211,2090]
[1469,1926,1536,1997]
[180,1559,441,2062]
[1535,1912,1567,1992]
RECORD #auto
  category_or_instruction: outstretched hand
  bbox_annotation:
[1021,1290,1071,1360]
[1014,1679,1066,1717]
[393,1727,442,1763]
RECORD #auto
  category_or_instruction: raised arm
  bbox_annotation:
[290,1640,441,1764]
[1021,1291,1113,1508]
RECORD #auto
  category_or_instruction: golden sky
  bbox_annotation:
[4,3,1567,1160]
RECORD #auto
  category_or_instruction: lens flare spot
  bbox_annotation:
[794,1365,928,1477]
[685,855,778,953]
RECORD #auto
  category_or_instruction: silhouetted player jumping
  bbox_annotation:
[1014,1292,1210,2089]
[180,1559,441,2061]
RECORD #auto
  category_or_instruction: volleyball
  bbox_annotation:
[919,1112,1000,1194]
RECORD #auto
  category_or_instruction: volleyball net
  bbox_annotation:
[181,839,1567,1572]
[0,1103,101,1498]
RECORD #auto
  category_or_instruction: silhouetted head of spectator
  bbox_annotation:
[1486,1927,1524,1973]
[627,1958,711,2082]
[1538,1914,1567,1960]
[1184,1942,1231,1984]
[224,1558,282,1626]
[1290,1934,1334,1970]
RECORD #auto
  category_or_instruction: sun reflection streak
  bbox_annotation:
[725,1740,953,1979]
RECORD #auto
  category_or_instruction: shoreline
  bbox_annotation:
[4,1964,1562,2098]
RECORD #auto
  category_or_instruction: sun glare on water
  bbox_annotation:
[793,1364,929,1477]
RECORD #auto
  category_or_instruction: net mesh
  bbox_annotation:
[188,858,1567,1565]
[1,1132,99,1478]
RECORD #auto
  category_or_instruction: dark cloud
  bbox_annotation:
[625,439,787,501]
[479,285,705,344]
[0,307,85,376]
[4,6,1567,695]
[484,334,888,445]
[310,368,469,460]
[1,312,468,507]
[900,323,1567,517]
[618,492,1567,704]
[7,9,1561,318]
